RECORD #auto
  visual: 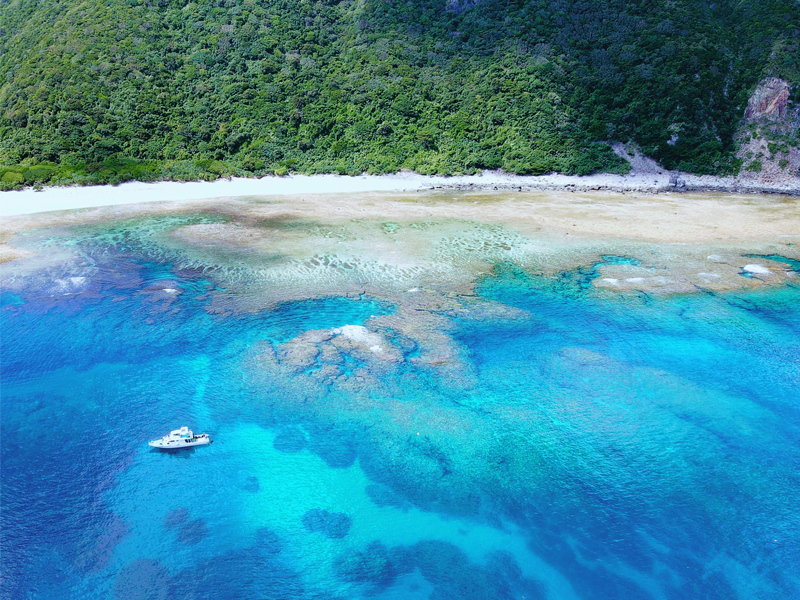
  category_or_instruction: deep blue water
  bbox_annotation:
[2,238,800,600]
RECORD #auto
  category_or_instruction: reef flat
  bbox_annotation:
[2,191,799,599]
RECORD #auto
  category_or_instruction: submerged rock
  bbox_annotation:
[306,423,359,468]
[318,343,344,365]
[296,329,336,344]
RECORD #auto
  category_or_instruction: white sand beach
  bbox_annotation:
[2,169,798,217]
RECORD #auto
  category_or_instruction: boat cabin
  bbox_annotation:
[169,427,193,439]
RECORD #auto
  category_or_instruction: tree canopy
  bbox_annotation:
[1,0,797,188]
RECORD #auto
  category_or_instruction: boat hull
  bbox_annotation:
[148,437,212,449]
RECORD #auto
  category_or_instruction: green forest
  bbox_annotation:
[0,0,797,189]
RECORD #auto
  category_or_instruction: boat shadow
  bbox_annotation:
[149,447,198,458]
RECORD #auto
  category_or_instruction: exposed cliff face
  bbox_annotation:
[744,78,791,121]
[737,78,800,186]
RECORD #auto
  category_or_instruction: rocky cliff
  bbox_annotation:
[737,78,800,187]
[744,78,791,120]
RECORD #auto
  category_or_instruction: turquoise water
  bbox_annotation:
[2,228,799,599]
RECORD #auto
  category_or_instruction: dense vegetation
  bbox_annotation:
[0,0,797,188]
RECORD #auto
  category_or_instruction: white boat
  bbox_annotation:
[149,426,212,449]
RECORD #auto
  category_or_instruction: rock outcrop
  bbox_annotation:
[736,77,799,188]
[744,78,791,121]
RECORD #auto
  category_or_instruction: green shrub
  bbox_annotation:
[745,160,763,173]
[23,164,56,184]
[1,170,24,185]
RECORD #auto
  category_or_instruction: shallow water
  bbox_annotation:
[2,212,799,600]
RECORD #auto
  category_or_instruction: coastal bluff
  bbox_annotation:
[737,77,800,188]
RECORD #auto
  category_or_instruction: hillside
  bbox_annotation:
[0,0,797,189]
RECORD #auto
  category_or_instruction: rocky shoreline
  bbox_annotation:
[422,172,800,196]
[382,164,800,197]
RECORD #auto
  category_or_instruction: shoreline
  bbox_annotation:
[1,169,798,217]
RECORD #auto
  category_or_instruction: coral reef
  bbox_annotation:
[273,426,307,454]
[301,508,353,539]
[113,559,171,600]
[164,507,208,545]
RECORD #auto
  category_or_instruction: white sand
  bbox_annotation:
[333,325,386,354]
[743,264,771,274]
[0,172,503,216]
[2,169,797,217]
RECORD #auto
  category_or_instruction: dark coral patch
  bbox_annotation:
[163,507,189,530]
[301,508,352,539]
[365,483,412,511]
[399,540,547,600]
[177,518,208,545]
[166,525,330,600]
[241,475,260,493]
[113,559,171,600]
[332,538,548,600]
[164,508,208,545]
[306,423,358,468]
[273,426,307,454]
[334,541,396,589]
[72,511,130,574]
[254,527,283,555]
